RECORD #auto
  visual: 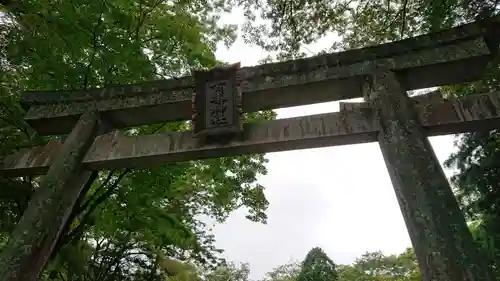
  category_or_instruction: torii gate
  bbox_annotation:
[1,16,500,281]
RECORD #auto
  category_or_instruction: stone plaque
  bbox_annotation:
[192,63,243,138]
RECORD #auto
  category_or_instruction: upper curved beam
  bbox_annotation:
[21,16,500,136]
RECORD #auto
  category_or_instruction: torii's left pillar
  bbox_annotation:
[0,111,103,281]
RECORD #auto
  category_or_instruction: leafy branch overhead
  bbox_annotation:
[0,0,273,280]
[1,0,500,280]
[236,0,499,59]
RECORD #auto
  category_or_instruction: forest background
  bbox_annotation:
[0,0,499,280]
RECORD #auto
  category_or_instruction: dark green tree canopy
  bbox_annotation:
[297,247,338,281]
[1,0,500,279]
[235,0,499,61]
[0,0,275,280]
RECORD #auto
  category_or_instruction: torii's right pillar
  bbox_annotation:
[369,70,493,281]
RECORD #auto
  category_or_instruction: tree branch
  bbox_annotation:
[48,170,99,262]
[82,0,106,90]
[400,0,408,39]
[65,169,131,246]
[0,102,32,139]
[96,239,131,280]
[131,0,164,46]
[58,271,66,281]
[77,169,117,215]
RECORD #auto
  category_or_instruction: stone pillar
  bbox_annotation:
[368,70,493,281]
[0,111,102,281]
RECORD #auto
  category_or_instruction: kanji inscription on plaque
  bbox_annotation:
[192,62,242,138]
[206,80,230,127]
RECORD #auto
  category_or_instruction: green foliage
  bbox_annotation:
[297,247,338,281]
[261,249,420,281]
[262,262,301,281]
[1,0,499,279]
[350,249,420,281]
[440,14,500,277]
[237,0,499,60]
[0,0,274,280]
[331,250,421,281]
[158,256,201,281]
[204,262,251,281]
[234,0,500,278]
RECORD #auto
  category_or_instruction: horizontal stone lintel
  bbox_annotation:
[24,37,494,136]
[3,91,500,176]
[339,89,446,111]
[21,16,499,106]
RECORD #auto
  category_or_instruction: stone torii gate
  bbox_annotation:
[1,16,500,281]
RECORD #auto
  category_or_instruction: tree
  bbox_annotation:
[262,262,301,281]
[236,0,500,276]
[236,0,498,61]
[297,247,338,281]
[352,249,420,281]
[263,248,420,281]
[204,262,251,281]
[334,249,420,281]
[0,0,275,279]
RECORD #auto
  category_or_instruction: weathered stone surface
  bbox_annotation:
[2,16,496,281]
[192,63,243,137]
[0,111,102,281]
[3,91,500,175]
[412,89,446,104]
[22,19,498,136]
[21,16,498,106]
[371,71,494,281]
[1,140,62,176]
[83,108,378,169]
[24,75,364,136]
[339,89,445,111]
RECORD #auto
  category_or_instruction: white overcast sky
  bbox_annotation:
[211,8,459,280]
